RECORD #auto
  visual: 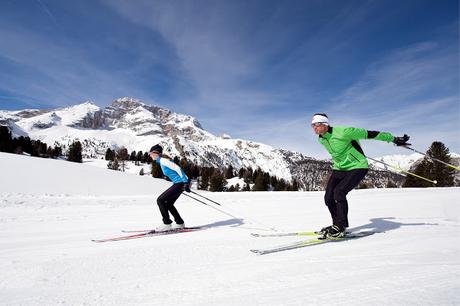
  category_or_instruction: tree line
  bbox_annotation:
[0,125,81,162]
[104,147,300,192]
[1,125,456,189]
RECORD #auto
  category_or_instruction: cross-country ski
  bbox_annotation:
[251,231,319,237]
[250,231,376,255]
[93,227,205,243]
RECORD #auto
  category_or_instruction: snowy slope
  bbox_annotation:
[1,152,459,305]
[0,98,298,182]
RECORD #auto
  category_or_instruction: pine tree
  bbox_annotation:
[130,151,137,162]
[190,164,200,179]
[139,168,145,176]
[404,160,429,187]
[136,151,143,165]
[270,176,278,189]
[105,148,114,161]
[292,179,299,191]
[252,168,260,182]
[238,168,245,178]
[253,171,267,191]
[31,140,40,156]
[225,165,234,179]
[0,126,13,152]
[16,136,33,155]
[275,179,287,191]
[67,141,83,163]
[117,147,129,172]
[404,142,455,187]
[199,167,212,190]
[245,167,253,181]
[210,169,225,192]
[52,145,62,158]
[39,142,47,156]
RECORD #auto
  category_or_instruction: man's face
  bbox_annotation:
[312,123,328,135]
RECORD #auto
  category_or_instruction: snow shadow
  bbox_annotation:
[349,217,439,233]
[197,218,244,229]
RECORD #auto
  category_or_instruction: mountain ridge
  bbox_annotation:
[1,97,433,190]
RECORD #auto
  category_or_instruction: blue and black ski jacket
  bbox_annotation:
[155,157,189,184]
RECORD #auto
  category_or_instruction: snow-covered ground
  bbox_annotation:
[83,157,151,177]
[1,152,459,305]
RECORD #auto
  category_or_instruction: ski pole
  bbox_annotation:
[399,145,460,171]
[183,193,240,219]
[189,190,222,206]
[183,193,278,232]
[367,156,437,185]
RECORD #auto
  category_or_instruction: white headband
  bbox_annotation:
[311,114,329,125]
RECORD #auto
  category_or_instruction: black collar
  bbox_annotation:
[319,126,333,138]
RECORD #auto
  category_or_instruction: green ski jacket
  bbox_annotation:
[318,126,395,171]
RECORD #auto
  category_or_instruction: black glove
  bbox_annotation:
[393,134,411,146]
[182,183,191,193]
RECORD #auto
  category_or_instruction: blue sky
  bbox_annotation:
[0,0,458,158]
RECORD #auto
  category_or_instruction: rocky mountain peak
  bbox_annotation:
[110,97,146,110]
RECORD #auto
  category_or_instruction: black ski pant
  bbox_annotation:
[324,169,368,229]
[157,183,184,225]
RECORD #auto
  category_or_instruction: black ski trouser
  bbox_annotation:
[157,183,184,225]
[324,169,368,229]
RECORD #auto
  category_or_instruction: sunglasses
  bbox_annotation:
[311,123,326,127]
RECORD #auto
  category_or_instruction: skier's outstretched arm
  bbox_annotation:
[344,127,410,146]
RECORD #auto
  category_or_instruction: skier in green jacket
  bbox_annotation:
[311,113,410,238]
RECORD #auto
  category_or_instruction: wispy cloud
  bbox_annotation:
[234,38,460,157]
[331,41,458,112]
[323,40,460,156]
[99,1,380,144]
[0,15,164,108]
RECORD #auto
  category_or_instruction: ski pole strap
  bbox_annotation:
[189,190,222,205]
[400,145,460,171]
[367,156,437,185]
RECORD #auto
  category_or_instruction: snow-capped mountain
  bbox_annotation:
[370,152,460,172]
[371,152,460,185]
[1,97,408,190]
[369,153,425,171]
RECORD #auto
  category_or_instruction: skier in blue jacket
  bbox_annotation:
[149,144,190,232]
